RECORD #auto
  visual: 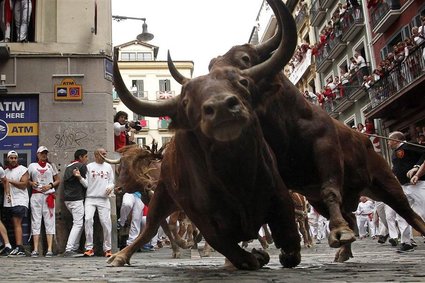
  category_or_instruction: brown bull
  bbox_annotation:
[108,0,301,270]
[207,0,425,262]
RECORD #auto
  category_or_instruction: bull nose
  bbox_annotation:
[202,95,241,120]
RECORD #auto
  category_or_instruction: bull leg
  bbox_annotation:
[168,212,191,249]
[368,170,425,237]
[298,216,311,248]
[107,184,177,266]
[304,216,313,247]
[257,233,269,249]
[262,224,273,244]
[334,212,356,262]
[199,241,212,257]
[268,192,302,268]
[314,142,356,248]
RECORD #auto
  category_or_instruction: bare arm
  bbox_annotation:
[10,172,29,190]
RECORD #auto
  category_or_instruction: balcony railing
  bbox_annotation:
[327,34,347,59]
[315,43,332,72]
[340,7,364,42]
[133,90,148,100]
[370,0,401,34]
[295,8,308,31]
[158,118,171,131]
[310,0,326,27]
[156,90,176,100]
[367,43,425,109]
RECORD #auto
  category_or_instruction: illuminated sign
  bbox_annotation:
[54,78,83,101]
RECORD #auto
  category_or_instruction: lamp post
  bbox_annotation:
[112,16,154,42]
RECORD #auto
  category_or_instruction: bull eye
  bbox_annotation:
[182,98,189,107]
[241,55,250,65]
[239,78,249,88]
[203,105,214,116]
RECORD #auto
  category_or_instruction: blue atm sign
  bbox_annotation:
[0,97,38,158]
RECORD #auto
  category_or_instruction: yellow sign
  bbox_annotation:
[7,123,38,136]
[54,78,83,101]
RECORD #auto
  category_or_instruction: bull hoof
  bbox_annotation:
[107,253,130,267]
[199,250,211,257]
[333,246,353,263]
[252,248,270,268]
[279,250,301,268]
[328,228,356,248]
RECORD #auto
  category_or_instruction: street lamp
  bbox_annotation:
[112,16,154,42]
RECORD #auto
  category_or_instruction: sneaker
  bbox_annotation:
[411,239,417,247]
[0,246,12,256]
[84,249,94,257]
[9,246,26,257]
[389,238,398,247]
[31,251,39,258]
[45,251,54,257]
[63,250,83,257]
[377,234,389,244]
[397,243,414,253]
[141,244,155,252]
[104,250,112,258]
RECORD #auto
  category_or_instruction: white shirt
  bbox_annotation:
[114,121,127,136]
[85,162,115,198]
[28,162,58,195]
[355,55,366,69]
[5,165,29,208]
[355,200,374,215]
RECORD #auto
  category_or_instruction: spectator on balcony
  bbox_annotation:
[354,52,368,77]
[412,26,424,46]
[349,57,358,75]
[356,123,366,133]
[338,3,347,16]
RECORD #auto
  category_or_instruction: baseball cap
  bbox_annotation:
[7,150,18,157]
[37,146,49,153]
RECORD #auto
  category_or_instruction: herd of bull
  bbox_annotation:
[106,0,425,270]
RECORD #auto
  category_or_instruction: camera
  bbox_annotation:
[126,120,142,131]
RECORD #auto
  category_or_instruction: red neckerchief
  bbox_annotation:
[7,163,18,170]
[38,161,47,167]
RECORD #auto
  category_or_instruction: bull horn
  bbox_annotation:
[242,0,297,81]
[100,154,121,164]
[113,47,179,117]
[254,0,282,59]
[167,50,189,85]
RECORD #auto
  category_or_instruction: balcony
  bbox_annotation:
[310,0,326,27]
[156,90,176,100]
[315,44,332,73]
[133,90,148,100]
[327,34,346,60]
[341,7,364,42]
[366,43,425,117]
[370,1,401,34]
[322,0,337,9]
[295,8,308,32]
[158,118,171,131]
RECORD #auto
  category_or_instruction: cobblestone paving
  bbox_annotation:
[1,237,425,282]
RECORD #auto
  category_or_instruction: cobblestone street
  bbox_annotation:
[1,236,425,282]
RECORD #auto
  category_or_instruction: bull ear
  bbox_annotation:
[242,0,297,81]
[113,47,179,118]
[167,50,189,85]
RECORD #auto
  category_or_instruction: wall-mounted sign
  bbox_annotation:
[54,78,83,101]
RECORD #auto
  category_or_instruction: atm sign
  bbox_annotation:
[7,123,38,136]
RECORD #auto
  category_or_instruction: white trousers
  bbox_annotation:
[14,0,32,41]
[385,204,411,244]
[64,200,84,252]
[119,193,144,246]
[375,201,388,236]
[31,193,55,235]
[356,215,374,237]
[84,198,112,252]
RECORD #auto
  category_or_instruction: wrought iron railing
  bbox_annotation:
[341,7,363,33]
[367,43,425,108]
[370,1,390,28]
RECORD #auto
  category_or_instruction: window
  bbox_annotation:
[159,79,171,92]
[121,52,137,61]
[131,80,145,99]
[137,52,153,61]
[137,137,146,146]
[133,114,145,121]
[162,136,172,146]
